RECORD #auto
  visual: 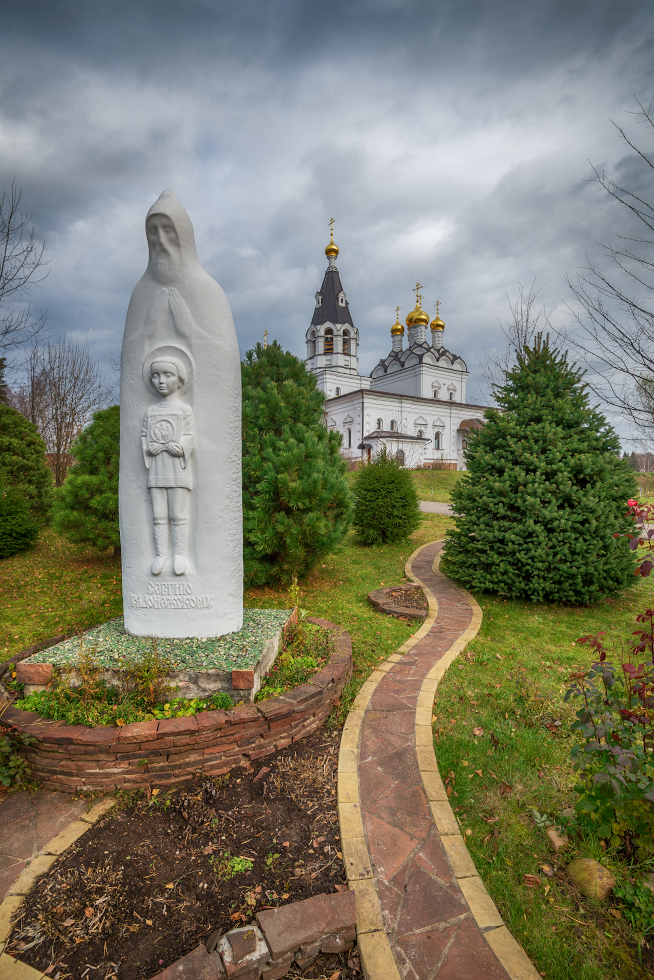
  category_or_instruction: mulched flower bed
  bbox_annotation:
[384,586,428,611]
[8,727,360,980]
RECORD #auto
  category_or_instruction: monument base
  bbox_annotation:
[17,609,296,703]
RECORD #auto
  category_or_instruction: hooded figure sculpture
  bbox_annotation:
[119,190,243,637]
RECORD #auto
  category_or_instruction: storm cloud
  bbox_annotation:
[1,0,653,421]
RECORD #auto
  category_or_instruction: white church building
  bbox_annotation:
[304,229,488,469]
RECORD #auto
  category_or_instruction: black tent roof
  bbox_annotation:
[311,267,354,327]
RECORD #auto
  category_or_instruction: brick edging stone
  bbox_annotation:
[0,617,352,793]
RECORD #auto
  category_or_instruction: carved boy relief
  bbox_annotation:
[142,355,194,576]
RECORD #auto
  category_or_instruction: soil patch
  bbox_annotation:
[8,727,359,980]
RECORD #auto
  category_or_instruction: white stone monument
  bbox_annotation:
[119,190,243,637]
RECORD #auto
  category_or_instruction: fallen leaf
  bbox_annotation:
[544,884,551,896]
[84,907,93,918]
[539,864,554,877]
[62,918,75,927]
[151,788,160,796]
[609,908,622,918]
[329,972,341,979]
[523,874,541,888]
[336,851,342,859]
[146,919,153,926]
[474,769,483,777]
[282,841,290,847]
[537,770,544,778]
[499,781,512,795]
[465,829,472,836]
[473,727,484,736]
[165,883,174,889]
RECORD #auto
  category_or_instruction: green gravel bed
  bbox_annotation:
[25,610,292,671]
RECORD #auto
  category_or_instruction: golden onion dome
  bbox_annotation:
[325,232,339,258]
[405,303,429,327]
[431,300,445,331]
[390,310,404,336]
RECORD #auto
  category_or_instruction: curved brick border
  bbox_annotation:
[0,618,351,793]
[367,584,427,621]
[338,541,541,980]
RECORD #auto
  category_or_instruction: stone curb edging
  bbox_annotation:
[0,618,352,793]
[0,797,116,978]
[337,541,541,980]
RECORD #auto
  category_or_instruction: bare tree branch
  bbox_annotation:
[0,180,49,356]
[555,97,654,448]
[477,280,550,399]
[10,338,114,485]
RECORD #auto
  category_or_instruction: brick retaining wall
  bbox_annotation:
[0,618,351,793]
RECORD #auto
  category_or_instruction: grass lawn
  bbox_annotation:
[431,576,654,980]
[409,467,465,503]
[3,515,654,977]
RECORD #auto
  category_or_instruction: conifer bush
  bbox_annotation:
[352,446,422,545]
[442,336,638,603]
[0,481,39,558]
[53,405,120,553]
[0,404,52,525]
[242,341,352,586]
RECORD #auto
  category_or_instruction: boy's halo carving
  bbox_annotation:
[143,344,194,396]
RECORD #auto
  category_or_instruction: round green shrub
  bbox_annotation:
[0,482,39,558]
[352,446,422,545]
[0,403,52,525]
[441,336,638,603]
[53,405,120,552]
[242,341,352,586]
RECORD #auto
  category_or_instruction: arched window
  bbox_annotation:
[390,420,397,431]
[462,439,467,450]
[347,428,352,448]
[376,418,383,430]
[433,390,439,399]
[342,330,350,355]
[324,328,334,354]
[335,387,341,396]
[449,391,454,401]
[434,432,440,450]
[308,330,316,357]
[396,449,405,465]
[417,430,423,438]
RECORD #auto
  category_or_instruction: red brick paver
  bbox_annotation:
[358,542,510,980]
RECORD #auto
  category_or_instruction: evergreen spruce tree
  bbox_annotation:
[352,446,422,545]
[0,480,39,558]
[53,405,120,553]
[242,341,352,586]
[0,357,8,404]
[0,403,52,524]
[442,336,638,603]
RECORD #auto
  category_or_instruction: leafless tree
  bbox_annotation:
[559,97,654,444]
[477,280,550,399]
[10,338,113,486]
[0,181,48,359]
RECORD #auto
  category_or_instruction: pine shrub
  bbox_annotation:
[0,403,52,525]
[0,481,39,558]
[352,446,422,545]
[53,405,120,552]
[441,336,638,603]
[242,341,352,586]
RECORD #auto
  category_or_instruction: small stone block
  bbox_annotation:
[219,925,268,977]
[151,943,225,979]
[158,716,198,735]
[428,800,460,836]
[320,932,354,954]
[42,819,90,855]
[231,670,255,690]
[356,931,402,980]
[295,941,320,969]
[261,952,294,979]
[16,662,53,685]
[119,719,159,742]
[196,710,230,732]
[441,834,477,879]
[458,875,504,930]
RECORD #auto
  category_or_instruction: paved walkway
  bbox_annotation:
[343,541,538,980]
[0,791,88,902]
[419,501,453,516]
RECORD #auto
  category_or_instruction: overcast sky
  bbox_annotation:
[2,0,653,432]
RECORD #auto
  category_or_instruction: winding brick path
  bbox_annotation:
[358,541,511,979]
